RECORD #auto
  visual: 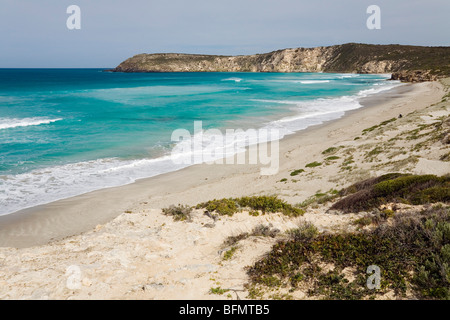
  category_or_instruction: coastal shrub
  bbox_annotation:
[287,222,319,241]
[362,125,379,134]
[290,169,305,176]
[352,216,373,227]
[342,156,354,166]
[223,246,238,260]
[339,173,404,196]
[223,224,280,247]
[237,196,304,216]
[251,224,280,238]
[297,190,340,209]
[330,174,450,213]
[224,233,249,247]
[197,198,238,216]
[367,146,383,156]
[305,161,322,168]
[322,147,338,155]
[380,118,397,126]
[196,196,304,217]
[325,156,340,161]
[209,287,230,295]
[246,205,450,300]
[162,204,193,221]
[249,210,260,216]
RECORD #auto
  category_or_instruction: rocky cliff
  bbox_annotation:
[112,43,450,82]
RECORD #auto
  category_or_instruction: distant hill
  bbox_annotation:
[111,43,450,82]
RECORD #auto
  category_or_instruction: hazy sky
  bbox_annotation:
[0,0,448,68]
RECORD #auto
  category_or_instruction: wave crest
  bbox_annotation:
[222,77,243,83]
[0,117,63,130]
[299,80,331,84]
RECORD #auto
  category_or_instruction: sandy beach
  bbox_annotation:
[0,78,448,300]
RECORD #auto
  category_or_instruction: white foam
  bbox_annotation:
[299,80,331,84]
[335,74,360,79]
[168,80,399,168]
[357,81,401,97]
[0,156,188,216]
[258,80,403,136]
[222,77,243,83]
[247,79,332,84]
[0,117,63,130]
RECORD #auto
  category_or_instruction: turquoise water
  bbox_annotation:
[0,69,399,215]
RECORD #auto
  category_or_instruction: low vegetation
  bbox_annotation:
[162,204,193,221]
[246,205,450,300]
[297,189,340,209]
[209,287,230,295]
[164,196,305,222]
[330,174,450,213]
[322,147,341,155]
[286,222,319,241]
[223,246,238,261]
[196,196,304,217]
[290,169,305,176]
[305,161,322,168]
[362,118,397,135]
[224,224,281,247]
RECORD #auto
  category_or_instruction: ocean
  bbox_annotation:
[0,69,401,215]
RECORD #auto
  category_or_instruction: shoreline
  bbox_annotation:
[0,80,444,248]
[0,73,394,217]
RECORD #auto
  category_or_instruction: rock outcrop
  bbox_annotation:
[390,70,438,82]
[111,43,450,82]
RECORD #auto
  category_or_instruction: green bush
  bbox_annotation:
[209,287,230,295]
[223,246,238,260]
[237,196,304,217]
[246,205,450,300]
[290,169,305,176]
[197,196,304,217]
[196,198,238,216]
[297,190,340,209]
[322,147,338,155]
[305,161,322,168]
[287,222,319,241]
[249,210,260,216]
[331,174,450,213]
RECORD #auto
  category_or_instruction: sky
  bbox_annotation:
[0,0,449,68]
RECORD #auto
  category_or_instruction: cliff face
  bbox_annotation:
[112,43,450,81]
[112,47,337,73]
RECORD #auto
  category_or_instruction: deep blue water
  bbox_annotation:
[0,69,399,215]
